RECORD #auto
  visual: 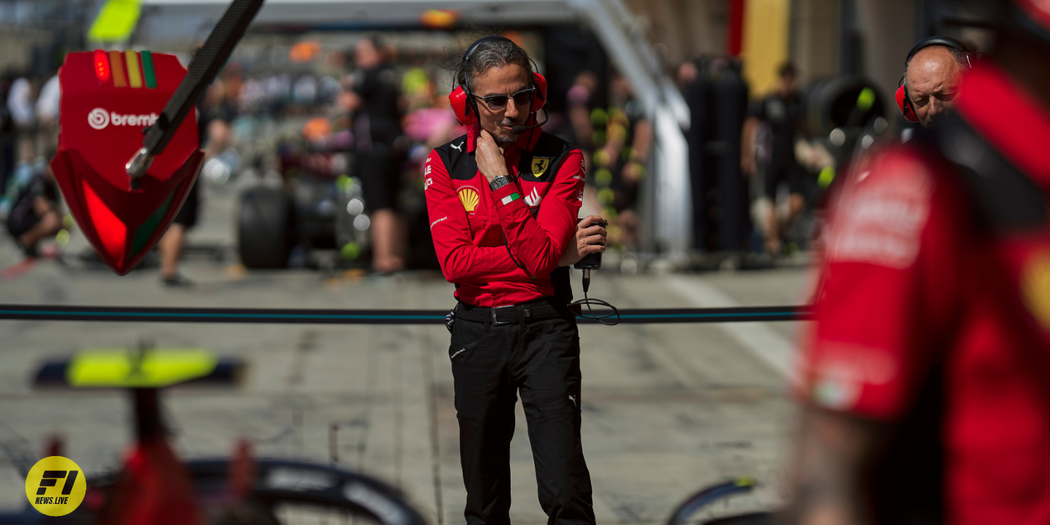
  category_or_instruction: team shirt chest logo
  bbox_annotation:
[531,157,550,178]
[458,187,480,214]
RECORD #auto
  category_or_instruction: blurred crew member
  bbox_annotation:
[897,37,972,129]
[346,36,405,274]
[742,62,806,255]
[1,138,60,257]
[424,36,605,525]
[593,75,649,251]
[158,57,231,286]
[786,3,1050,524]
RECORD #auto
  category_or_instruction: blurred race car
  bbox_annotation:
[236,127,371,269]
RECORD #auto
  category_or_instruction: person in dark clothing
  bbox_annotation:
[742,62,806,254]
[2,138,61,257]
[0,72,16,198]
[346,36,405,273]
[595,75,649,251]
[158,67,231,286]
[424,36,606,525]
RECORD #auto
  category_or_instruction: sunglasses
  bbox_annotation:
[476,87,535,111]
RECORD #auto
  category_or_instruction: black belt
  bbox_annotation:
[456,298,569,326]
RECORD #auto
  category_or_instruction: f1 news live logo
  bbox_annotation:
[87,107,159,130]
[24,456,86,517]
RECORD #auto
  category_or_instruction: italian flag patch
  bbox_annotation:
[501,192,521,206]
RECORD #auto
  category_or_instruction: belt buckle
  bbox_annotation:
[491,305,516,326]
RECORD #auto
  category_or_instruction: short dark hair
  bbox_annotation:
[778,62,797,79]
[457,37,533,94]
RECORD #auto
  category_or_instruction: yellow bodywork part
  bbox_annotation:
[67,349,217,387]
[88,0,142,43]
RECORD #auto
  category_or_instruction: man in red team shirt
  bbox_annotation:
[787,2,1050,524]
[424,36,606,525]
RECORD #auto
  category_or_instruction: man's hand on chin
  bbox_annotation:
[475,129,508,183]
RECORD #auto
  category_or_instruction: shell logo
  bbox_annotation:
[458,187,480,213]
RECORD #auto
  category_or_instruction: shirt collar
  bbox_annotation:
[955,62,1050,185]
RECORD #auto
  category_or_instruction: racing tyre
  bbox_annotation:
[238,186,293,268]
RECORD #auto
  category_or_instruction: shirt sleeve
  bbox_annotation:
[423,149,532,285]
[797,149,964,421]
[489,149,585,277]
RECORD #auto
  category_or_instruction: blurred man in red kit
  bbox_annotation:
[787,2,1050,524]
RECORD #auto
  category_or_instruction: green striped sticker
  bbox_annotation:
[140,50,156,88]
[130,192,173,257]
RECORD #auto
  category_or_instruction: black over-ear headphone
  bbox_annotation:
[896,36,973,122]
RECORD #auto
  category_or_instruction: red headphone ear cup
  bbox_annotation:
[895,85,919,123]
[531,72,547,113]
[449,86,476,126]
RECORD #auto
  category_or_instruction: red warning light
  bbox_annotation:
[94,49,111,85]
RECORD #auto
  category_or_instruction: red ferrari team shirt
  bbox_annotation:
[424,124,584,307]
[799,63,1050,524]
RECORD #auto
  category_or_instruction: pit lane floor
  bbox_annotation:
[0,178,813,524]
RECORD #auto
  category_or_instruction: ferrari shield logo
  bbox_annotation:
[531,157,550,178]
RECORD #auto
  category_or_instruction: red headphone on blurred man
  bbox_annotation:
[895,36,973,123]
[448,36,548,127]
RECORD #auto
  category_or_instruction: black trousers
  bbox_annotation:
[448,304,595,525]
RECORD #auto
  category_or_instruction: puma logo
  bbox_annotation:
[451,141,464,152]
[568,394,577,407]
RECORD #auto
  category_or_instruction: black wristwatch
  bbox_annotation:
[489,175,513,191]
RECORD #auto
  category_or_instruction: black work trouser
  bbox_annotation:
[448,306,595,525]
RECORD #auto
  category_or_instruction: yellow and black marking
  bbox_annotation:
[25,456,86,517]
[531,157,550,178]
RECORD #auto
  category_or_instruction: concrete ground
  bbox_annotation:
[0,176,815,524]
